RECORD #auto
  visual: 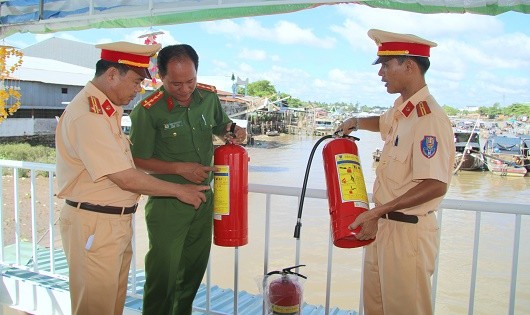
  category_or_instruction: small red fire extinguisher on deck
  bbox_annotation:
[265,265,306,315]
[322,136,374,248]
[213,123,249,247]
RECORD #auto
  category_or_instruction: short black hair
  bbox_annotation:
[396,55,430,74]
[157,44,199,78]
[94,59,130,77]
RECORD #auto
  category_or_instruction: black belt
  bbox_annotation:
[381,212,419,224]
[66,200,137,215]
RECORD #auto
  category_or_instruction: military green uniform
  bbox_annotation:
[129,84,231,315]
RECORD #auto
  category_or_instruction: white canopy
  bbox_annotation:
[1,0,529,38]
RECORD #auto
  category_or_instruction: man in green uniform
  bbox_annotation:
[129,44,246,315]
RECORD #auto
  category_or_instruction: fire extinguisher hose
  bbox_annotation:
[293,133,360,240]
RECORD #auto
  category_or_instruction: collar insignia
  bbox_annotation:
[167,97,174,112]
[101,100,115,117]
[401,101,415,117]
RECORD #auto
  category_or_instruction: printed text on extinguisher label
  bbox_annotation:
[335,153,369,207]
[214,165,230,216]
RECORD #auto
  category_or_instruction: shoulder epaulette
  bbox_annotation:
[197,83,217,93]
[142,90,164,109]
[88,96,103,114]
[87,96,115,116]
[416,101,431,117]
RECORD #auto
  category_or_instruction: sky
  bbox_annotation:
[3,4,530,109]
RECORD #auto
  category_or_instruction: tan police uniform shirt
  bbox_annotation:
[373,86,454,216]
[56,81,139,207]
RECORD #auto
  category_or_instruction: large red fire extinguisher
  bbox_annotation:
[213,137,249,247]
[265,265,306,315]
[322,137,374,248]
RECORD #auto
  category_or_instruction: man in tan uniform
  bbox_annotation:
[55,41,210,315]
[336,29,454,315]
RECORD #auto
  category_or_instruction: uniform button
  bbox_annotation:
[192,127,195,130]
[173,132,177,136]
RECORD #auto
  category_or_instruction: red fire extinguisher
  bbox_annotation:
[213,132,249,247]
[265,265,306,315]
[322,137,374,248]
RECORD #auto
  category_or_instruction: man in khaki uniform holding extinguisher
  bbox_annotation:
[336,29,454,315]
[56,41,209,315]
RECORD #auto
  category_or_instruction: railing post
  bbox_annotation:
[324,228,333,315]
[234,246,239,315]
[508,214,522,315]
[468,211,482,315]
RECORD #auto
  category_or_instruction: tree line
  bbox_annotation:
[242,80,530,118]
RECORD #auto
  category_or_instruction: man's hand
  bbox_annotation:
[180,162,216,184]
[175,184,210,210]
[348,209,379,240]
[224,123,247,145]
[335,117,358,136]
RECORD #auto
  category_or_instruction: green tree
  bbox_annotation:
[442,105,459,116]
[246,80,277,98]
[503,103,530,117]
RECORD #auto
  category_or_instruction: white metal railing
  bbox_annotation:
[0,159,529,315]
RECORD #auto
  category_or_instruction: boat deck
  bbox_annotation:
[0,242,356,315]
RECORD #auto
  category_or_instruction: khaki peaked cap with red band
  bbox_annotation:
[95,41,161,79]
[367,29,437,65]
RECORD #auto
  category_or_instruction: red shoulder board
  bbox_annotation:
[416,101,431,117]
[88,96,103,114]
[197,83,217,93]
[142,90,164,109]
[401,101,415,118]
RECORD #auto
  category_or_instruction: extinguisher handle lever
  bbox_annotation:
[282,264,307,279]
[333,129,360,142]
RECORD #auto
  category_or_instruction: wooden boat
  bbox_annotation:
[453,130,485,171]
[482,135,528,177]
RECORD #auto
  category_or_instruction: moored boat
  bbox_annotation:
[483,135,528,177]
[453,130,485,171]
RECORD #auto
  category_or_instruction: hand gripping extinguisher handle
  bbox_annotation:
[224,122,238,144]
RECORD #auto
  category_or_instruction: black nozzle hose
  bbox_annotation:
[293,133,360,240]
[293,135,332,239]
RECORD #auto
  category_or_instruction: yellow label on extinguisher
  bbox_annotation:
[271,303,300,314]
[335,153,368,205]
[214,165,230,216]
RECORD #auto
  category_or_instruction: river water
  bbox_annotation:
[134,131,530,314]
